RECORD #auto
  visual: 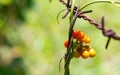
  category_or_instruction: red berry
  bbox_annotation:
[73,30,79,39]
[64,40,68,48]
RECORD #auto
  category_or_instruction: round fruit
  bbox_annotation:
[81,50,89,59]
[73,30,79,39]
[89,48,96,57]
[64,40,68,48]
[77,31,85,41]
[79,35,86,43]
[74,51,80,58]
[84,37,91,43]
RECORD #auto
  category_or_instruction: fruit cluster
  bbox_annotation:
[64,30,96,59]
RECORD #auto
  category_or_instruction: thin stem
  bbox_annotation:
[80,1,111,10]
[57,9,67,24]
[64,0,80,75]
[64,0,75,74]
[59,56,64,72]
[69,0,75,23]
[64,55,71,75]
[111,1,120,8]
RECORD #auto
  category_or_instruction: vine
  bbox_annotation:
[58,0,120,75]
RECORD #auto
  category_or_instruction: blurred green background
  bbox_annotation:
[0,0,120,75]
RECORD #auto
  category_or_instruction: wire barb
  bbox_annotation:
[106,37,111,49]
[78,13,120,42]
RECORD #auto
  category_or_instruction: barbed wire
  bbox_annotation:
[59,0,120,75]
[59,0,120,49]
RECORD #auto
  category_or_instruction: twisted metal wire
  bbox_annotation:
[60,0,120,45]
[78,13,120,40]
[59,0,120,75]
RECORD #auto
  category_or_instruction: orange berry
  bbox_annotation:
[84,37,91,43]
[74,51,80,58]
[77,31,85,41]
[88,48,96,57]
[81,50,89,59]
[73,30,79,39]
[79,35,86,43]
[64,40,68,48]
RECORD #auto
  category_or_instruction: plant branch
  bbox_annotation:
[59,0,120,75]
[64,0,81,75]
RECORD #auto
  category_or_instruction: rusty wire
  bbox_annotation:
[60,0,120,49]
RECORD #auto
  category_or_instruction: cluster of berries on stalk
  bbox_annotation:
[64,30,96,59]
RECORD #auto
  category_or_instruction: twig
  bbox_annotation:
[64,1,81,75]
[59,56,65,72]
[57,9,67,24]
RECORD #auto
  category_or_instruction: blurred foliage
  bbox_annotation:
[0,0,120,75]
[0,0,33,46]
[0,0,33,75]
[0,0,32,22]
